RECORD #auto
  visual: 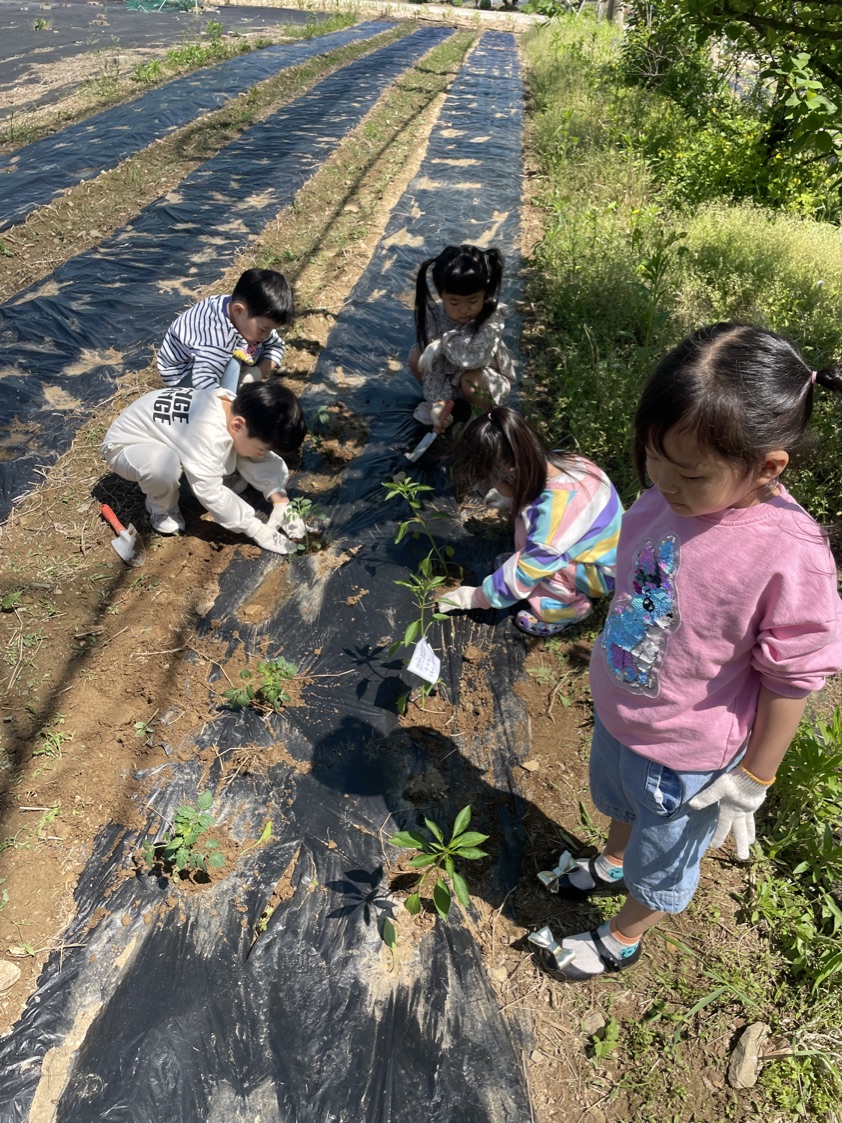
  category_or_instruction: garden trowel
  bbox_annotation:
[100,504,146,567]
[405,399,455,462]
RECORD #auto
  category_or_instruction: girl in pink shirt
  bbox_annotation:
[529,323,842,982]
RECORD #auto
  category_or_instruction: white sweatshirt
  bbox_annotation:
[102,387,289,537]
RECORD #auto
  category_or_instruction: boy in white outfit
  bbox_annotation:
[101,381,307,553]
[157,268,293,393]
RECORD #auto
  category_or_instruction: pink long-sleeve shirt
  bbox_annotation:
[589,485,842,771]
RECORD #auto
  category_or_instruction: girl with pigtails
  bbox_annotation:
[408,244,515,432]
[523,324,842,984]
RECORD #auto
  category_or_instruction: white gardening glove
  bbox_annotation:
[267,504,305,540]
[430,399,454,431]
[688,768,770,860]
[250,521,294,555]
[437,586,480,614]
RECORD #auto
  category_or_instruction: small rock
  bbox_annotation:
[581,1009,607,1036]
[728,1022,771,1089]
[491,966,507,983]
[0,961,21,992]
[521,759,540,772]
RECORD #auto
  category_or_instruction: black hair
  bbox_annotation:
[414,245,504,350]
[451,407,575,525]
[231,381,306,455]
[231,268,294,325]
[633,322,842,486]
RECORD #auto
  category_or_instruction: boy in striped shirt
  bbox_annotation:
[158,268,293,392]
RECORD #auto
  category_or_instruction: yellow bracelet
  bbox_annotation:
[741,765,776,787]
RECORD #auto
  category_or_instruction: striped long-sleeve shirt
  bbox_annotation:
[475,458,623,610]
[157,294,286,390]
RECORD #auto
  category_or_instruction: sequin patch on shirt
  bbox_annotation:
[600,535,680,696]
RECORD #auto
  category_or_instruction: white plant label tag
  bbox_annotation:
[407,637,441,685]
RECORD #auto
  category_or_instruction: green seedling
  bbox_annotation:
[36,805,60,840]
[287,496,326,551]
[142,791,225,876]
[223,657,298,713]
[1,590,22,612]
[390,554,450,658]
[307,404,330,454]
[382,475,457,575]
[134,710,158,739]
[389,805,489,922]
[33,718,72,760]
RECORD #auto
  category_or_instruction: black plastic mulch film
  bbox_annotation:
[0,32,535,1123]
[0,20,393,233]
[0,23,447,517]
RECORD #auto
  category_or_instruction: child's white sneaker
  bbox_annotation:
[145,500,185,535]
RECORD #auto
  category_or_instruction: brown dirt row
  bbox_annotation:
[0,22,413,305]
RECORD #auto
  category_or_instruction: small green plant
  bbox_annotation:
[205,18,224,41]
[223,656,298,713]
[382,475,456,575]
[142,792,225,876]
[590,1015,620,1062]
[287,496,326,551]
[389,806,489,922]
[390,554,450,658]
[33,717,72,760]
[133,710,158,739]
[307,404,330,454]
[1,590,22,612]
[33,16,52,29]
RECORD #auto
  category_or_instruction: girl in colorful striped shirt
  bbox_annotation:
[438,408,623,636]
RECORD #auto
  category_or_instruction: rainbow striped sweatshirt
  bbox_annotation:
[474,458,623,610]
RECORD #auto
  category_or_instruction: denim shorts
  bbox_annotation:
[589,712,741,913]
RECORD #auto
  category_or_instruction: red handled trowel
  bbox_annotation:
[100,504,146,567]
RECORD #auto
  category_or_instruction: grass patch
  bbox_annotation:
[522,13,842,1118]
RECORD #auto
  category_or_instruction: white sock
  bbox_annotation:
[560,921,639,977]
[567,851,624,891]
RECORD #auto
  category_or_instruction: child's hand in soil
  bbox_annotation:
[438,586,479,613]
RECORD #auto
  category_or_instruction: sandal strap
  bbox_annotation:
[590,928,639,973]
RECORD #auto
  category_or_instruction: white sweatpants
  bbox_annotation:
[103,442,182,515]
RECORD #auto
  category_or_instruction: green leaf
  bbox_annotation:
[404,619,421,647]
[453,846,488,860]
[433,877,451,921]
[389,830,428,849]
[409,853,438,868]
[381,917,397,951]
[444,856,455,879]
[452,870,471,908]
[209,851,226,869]
[405,892,422,915]
[450,830,488,848]
[424,818,444,843]
[197,791,213,811]
[451,806,472,838]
